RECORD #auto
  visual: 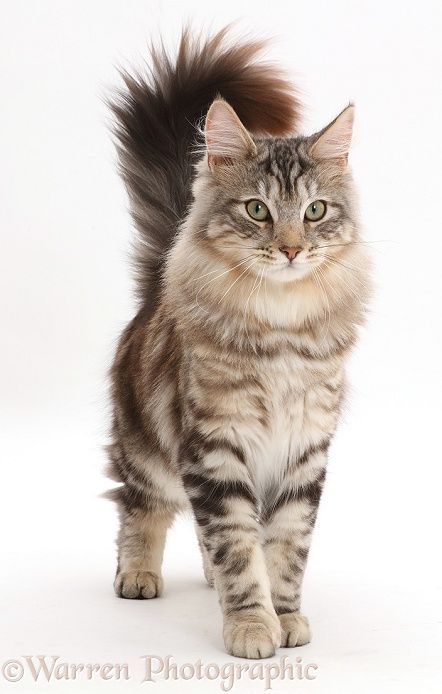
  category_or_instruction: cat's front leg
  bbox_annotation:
[262,441,328,647]
[181,432,280,659]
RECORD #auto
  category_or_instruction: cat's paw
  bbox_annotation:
[114,570,163,599]
[279,612,311,647]
[223,610,281,659]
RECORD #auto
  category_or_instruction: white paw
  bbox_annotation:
[114,570,163,599]
[224,611,281,659]
[279,612,311,647]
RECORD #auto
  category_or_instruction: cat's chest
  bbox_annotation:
[246,381,305,491]
[244,367,339,495]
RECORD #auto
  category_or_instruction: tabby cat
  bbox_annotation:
[106,27,371,658]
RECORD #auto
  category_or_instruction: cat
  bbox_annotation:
[105,26,371,659]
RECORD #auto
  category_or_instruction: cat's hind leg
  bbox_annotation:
[106,443,184,599]
[114,506,174,599]
[196,524,214,587]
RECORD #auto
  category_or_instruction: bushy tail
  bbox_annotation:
[110,26,301,310]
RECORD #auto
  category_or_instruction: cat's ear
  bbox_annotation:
[205,99,257,169]
[309,104,354,166]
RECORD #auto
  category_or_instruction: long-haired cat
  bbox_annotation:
[106,27,371,659]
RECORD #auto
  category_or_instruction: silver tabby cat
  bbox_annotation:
[106,28,371,659]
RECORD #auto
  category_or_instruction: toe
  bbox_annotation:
[114,570,162,599]
[224,611,281,659]
[279,613,311,647]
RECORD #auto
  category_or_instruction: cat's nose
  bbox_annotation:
[279,245,303,261]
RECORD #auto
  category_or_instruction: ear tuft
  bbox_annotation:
[205,99,257,169]
[309,104,354,164]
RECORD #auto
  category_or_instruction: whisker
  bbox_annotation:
[194,258,257,312]
[217,258,260,304]
[317,264,354,311]
[193,254,255,281]
[322,259,363,301]
[312,267,330,342]
[241,266,265,349]
[322,254,371,289]
[254,267,266,323]
[244,268,261,312]
[313,239,393,251]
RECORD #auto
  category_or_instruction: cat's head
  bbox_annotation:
[191,100,358,285]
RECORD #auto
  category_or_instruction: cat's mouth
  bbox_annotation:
[267,260,312,281]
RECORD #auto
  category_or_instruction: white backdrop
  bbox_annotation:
[1,1,441,692]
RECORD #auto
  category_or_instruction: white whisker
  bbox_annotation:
[193,254,255,281]
[312,267,330,343]
[217,259,260,304]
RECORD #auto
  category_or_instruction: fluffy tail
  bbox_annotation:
[110,26,301,310]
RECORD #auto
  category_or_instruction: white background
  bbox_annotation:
[1,1,441,692]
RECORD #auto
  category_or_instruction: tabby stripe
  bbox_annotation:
[181,432,246,465]
[182,473,257,524]
[296,438,330,466]
[263,468,326,521]
[226,602,262,614]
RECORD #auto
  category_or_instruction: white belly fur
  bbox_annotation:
[246,377,339,498]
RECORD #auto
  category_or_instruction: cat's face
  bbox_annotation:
[195,101,357,285]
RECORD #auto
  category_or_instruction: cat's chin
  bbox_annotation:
[266,263,312,284]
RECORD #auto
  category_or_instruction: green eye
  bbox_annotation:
[246,199,270,222]
[305,200,327,222]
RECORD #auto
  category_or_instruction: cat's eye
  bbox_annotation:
[246,199,270,222]
[304,200,326,222]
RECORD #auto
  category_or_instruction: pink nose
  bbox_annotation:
[279,245,303,261]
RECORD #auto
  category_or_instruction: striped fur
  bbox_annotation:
[106,28,371,659]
